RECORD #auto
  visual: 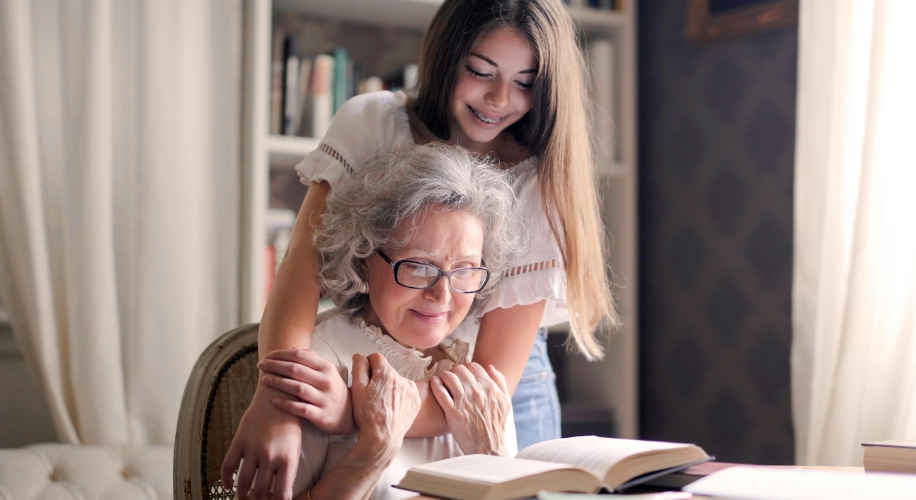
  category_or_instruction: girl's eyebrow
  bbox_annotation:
[469,52,537,74]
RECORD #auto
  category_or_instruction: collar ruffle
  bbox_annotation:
[354,319,470,381]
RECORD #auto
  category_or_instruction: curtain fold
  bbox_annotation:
[793,0,916,466]
[0,0,241,445]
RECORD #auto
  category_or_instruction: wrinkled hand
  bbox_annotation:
[258,348,354,434]
[431,363,511,456]
[350,353,421,459]
[221,385,302,500]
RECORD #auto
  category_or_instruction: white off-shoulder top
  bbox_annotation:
[295,91,569,338]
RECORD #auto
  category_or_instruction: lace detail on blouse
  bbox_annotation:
[318,143,354,176]
[503,258,558,278]
[354,320,470,380]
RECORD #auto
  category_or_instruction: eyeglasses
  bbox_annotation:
[375,249,490,294]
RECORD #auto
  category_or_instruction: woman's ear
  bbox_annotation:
[358,259,370,294]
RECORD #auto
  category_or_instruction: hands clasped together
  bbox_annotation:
[222,348,512,500]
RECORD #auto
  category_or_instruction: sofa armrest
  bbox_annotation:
[0,443,172,500]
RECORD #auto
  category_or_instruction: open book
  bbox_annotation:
[395,436,712,500]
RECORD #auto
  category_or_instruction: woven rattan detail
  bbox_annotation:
[200,345,259,499]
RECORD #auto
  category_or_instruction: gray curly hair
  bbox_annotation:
[315,142,525,319]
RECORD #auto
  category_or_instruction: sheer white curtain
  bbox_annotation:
[793,0,916,466]
[0,0,241,445]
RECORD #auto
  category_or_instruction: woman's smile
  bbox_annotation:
[410,309,449,323]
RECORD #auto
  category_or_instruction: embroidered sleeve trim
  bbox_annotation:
[319,143,354,177]
[503,258,558,278]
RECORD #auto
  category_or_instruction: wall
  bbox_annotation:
[638,1,797,464]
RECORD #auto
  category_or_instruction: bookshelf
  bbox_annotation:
[241,0,639,439]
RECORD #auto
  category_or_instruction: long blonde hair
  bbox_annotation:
[412,0,617,360]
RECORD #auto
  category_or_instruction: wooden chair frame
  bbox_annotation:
[174,309,338,500]
[174,323,260,500]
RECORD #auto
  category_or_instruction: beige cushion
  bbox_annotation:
[0,444,172,500]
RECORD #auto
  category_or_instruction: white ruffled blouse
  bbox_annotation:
[295,90,569,334]
[292,314,518,500]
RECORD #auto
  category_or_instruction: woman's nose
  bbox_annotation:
[424,276,452,304]
[485,80,510,108]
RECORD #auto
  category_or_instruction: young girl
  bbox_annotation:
[223,1,617,498]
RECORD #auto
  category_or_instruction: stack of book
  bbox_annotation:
[862,440,916,473]
[271,33,418,139]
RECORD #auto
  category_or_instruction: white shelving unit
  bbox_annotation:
[241,0,638,438]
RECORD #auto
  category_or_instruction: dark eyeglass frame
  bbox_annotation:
[375,249,490,294]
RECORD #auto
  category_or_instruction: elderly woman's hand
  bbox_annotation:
[431,362,512,456]
[301,354,421,500]
[350,353,421,461]
[257,348,354,435]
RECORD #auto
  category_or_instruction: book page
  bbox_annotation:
[408,454,585,485]
[684,465,916,499]
[516,436,692,480]
[863,439,916,449]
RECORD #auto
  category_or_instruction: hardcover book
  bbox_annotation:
[396,436,711,500]
[862,440,916,473]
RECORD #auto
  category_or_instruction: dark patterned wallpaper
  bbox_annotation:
[638,1,797,464]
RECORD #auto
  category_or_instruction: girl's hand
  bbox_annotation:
[431,362,511,457]
[221,385,302,500]
[258,348,355,435]
[351,353,421,460]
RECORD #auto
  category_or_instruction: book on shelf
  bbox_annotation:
[311,54,334,139]
[332,47,349,114]
[264,208,296,299]
[291,57,312,137]
[281,36,299,135]
[394,436,712,500]
[270,29,286,135]
[862,440,916,474]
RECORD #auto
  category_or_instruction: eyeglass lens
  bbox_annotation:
[396,261,487,293]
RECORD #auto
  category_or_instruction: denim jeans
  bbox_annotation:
[512,328,561,451]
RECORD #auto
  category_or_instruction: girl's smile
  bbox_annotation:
[450,27,536,152]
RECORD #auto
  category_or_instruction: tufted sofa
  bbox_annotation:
[0,443,172,499]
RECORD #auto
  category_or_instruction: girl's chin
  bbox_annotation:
[460,126,502,146]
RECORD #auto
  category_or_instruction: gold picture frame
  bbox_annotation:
[685,0,799,44]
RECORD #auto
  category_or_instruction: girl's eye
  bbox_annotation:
[516,80,533,90]
[466,66,491,79]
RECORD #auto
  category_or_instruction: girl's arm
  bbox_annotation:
[259,180,331,355]
[222,181,332,500]
[262,302,547,440]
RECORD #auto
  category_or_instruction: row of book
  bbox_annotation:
[271,33,418,138]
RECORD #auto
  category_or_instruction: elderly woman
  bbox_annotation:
[244,143,524,500]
